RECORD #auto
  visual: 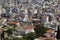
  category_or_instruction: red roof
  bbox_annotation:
[8,22,17,25]
[20,16,25,18]
[25,26,33,30]
[46,29,54,33]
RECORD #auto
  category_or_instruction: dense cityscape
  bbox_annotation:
[0,0,60,40]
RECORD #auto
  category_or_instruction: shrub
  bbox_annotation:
[23,32,36,40]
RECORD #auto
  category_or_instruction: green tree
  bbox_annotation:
[23,32,36,40]
[3,37,12,40]
[4,28,16,37]
[34,24,48,37]
[3,37,25,40]
[8,24,17,28]
[12,37,25,40]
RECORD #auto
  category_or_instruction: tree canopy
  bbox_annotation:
[34,24,48,37]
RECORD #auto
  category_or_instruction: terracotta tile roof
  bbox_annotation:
[46,29,54,33]
[27,26,33,30]
[24,26,33,30]
[8,22,17,25]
